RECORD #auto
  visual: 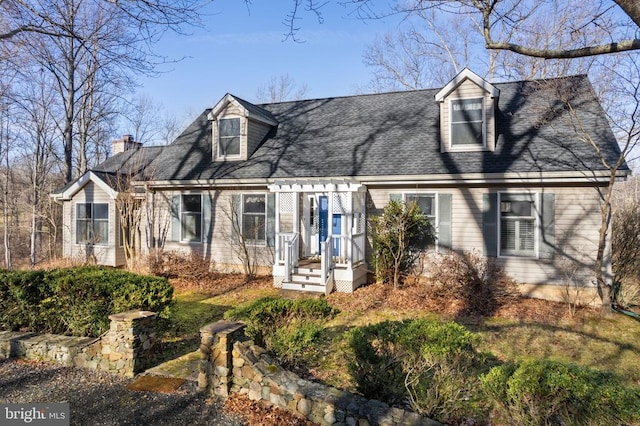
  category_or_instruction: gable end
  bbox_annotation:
[209,94,277,162]
[437,69,498,153]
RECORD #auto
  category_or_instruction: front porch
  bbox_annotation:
[269,179,368,295]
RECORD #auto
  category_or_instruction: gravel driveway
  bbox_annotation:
[0,359,243,425]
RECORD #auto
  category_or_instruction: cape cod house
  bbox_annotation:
[51,69,629,301]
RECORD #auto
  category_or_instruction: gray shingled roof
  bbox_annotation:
[232,94,278,125]
[116,75,629,183]
[93,145,165,182]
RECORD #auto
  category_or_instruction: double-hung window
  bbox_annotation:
[390,192,452,251]
[405,194,436,224]
[181,194,202,242]
[218,117,241,157]
[451,98,484,147]
[499,194,536,257]
[242,194,266,244]
[76,203,108,245]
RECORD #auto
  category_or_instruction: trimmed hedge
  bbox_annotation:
[346,319,483,421]
[481,359,640,425]
[0,267,173,337]
[224,297,338,364]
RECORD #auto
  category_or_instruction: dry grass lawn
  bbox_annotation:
[164,274,640,424]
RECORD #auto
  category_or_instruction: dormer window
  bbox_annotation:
[451,98,484,147]
[209,93,278,162]
[435,69,499,153]
[218,118,241,157]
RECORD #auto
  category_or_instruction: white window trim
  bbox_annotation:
[216,116,243,160]
[75,202,109,246]
[448,97,487,151]
[241,192,269,247]
[180,193,203,243]
[393,192,439,250]
[497,192,540,259]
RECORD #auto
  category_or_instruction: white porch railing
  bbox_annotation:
[277,233,297,263]
[330,233,365,266]
[352,232,366,265]
[281,233,299,283]
[320,238,334,296]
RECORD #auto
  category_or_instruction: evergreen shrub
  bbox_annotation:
[481,359,640,425]
[0,266,173,337]
[224,297,337,364]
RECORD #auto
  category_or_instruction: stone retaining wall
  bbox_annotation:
[0,310,156,377]
[198,321,441,426]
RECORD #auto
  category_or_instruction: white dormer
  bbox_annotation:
[208,94,278,162]
[435,68,500,153]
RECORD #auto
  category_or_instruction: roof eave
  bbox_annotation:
[138,169,626,190]
[50,171,119,201]
[435,68,500,102]
[207,94,278,126]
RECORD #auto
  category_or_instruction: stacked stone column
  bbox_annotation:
[198,321,246,397]
[105,310,157,377]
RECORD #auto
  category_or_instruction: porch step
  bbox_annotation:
[290,272,322,285]
[282,265,324,292]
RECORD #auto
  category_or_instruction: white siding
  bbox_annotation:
[368,184,603,288]
[159,188,274,272]
[65,181,119,267]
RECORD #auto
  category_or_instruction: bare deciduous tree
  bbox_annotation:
[552,59,640,310]
[123,94,180,146]
[362,0,616,90]
[12,70,61,267]
[344,0,640,59]
[111,145,160,269]
[0,0,208,41]
[255,74,309,103]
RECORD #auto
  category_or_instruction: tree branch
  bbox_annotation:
[613,0,640,28]
[485,38,640,59]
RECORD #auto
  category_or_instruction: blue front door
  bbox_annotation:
[318,195,342,257]
[318,196,328,253]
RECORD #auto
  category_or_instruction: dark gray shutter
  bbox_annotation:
[389,193,402,202]
[171,195,180,242]
[483,193,498,257]
[539,193,555,259]
[231,194,241,243]
[437,194,452,253]
[203,193,212,244]
[266,193,276,247]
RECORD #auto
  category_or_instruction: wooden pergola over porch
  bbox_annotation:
[268,179,368,295]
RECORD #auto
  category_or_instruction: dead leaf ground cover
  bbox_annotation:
[167,274,640,425]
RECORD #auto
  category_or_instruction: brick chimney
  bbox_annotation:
[112,135,142,155]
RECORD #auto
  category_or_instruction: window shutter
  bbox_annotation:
[203,193,212,244]
[389,193,402,202]
[437,194,452,253]
[483,193,498,257]
[540,193,555,259]
[231,194,241,243]
[171,195,180,242]
[266,193,276,247]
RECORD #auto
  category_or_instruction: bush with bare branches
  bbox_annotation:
[612,194,640,308]
[147,250,217,282]
[428,251,520,316]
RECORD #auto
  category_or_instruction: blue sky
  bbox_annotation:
[136,1,405,122]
